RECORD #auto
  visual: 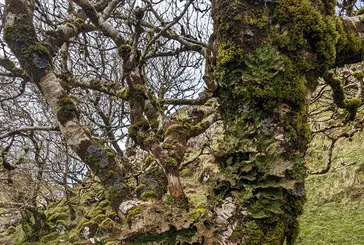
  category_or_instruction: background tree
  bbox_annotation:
[1,0,364,244]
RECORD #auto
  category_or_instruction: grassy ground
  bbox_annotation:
[297,132,364,244]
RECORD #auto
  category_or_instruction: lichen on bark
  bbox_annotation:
[212,0,316,243]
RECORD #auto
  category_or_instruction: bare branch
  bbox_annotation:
[0,126,59,140]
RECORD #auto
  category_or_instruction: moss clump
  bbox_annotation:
[98,218,115,231]
[74,18,85,25]
[3,18,49,80]
[116,87,129,100]
[125,226,198,245]
[353,71,364,80]
[6,226,17,235]
[231,221,264,244]
[145,156,154,165]
[128,119,150,145]
[47,212,69,223]
[272,0,339,73]
[102,146,115,158]
[161,143,174,150]
[117,44,132,57]
[65,22,76,31]
[248,9,268,29]
[135,183,147,193]
[360,16,364,23]
[56,96,79,125]
[188,207,207,221]
[0,58,16,71]
[217,41,243,69]
[335,19,364,65]
[240,45,306,112]
[140,190,157,201]
[39,232,59,243]
[127,204,147,221]
[324,72,362,121]
[165,158,178,168]
[27,42,50,58]
[164,124,190,136]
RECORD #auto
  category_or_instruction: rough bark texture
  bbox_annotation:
[211,0,334,244]
[208,0,363,244]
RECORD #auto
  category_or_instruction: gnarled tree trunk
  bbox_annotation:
[209,0,360,244]
[3,0,364,244]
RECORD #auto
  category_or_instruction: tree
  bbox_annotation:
[1,0,364,244]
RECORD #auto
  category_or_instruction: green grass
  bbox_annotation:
[297,132,364,244]
[297,201,364,244]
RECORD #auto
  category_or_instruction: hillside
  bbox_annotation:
[1,131,364,244]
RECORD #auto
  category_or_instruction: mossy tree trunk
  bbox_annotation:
[210,0,363,244]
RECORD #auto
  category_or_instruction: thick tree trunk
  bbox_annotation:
[209,0,333,244]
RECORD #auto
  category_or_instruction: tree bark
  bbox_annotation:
[210,0,336,244]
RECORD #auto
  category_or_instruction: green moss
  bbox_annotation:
[145,156,154,165]
[344,98,361,121]
[127,204,147,221]
[107,170,117,177]
[360,16,364,24]
[145,136,154,144]
[203,100,213,106]
[164,124,189,136]
[99,199,110,208]
[68,230,79,242]
[231,221,264,244]
[135,183,146,193]
[161,143,174,150]
[74,18,85,24]
[140,190,157,201]
[65,22,77,32]
[6,226,17,235]
[248,9,268,29]
[98,218,116,232]
[239,45,306,112]
[272,0,339,73]
[117,87,129,100]
[3,18,50,80]
[125,226,197,245]
[128,119,150,145]
[0,58,16,71]
[217,41,243,68]
[39,232,59,243]
[102,146,115,158]
[324,72,362,121]
[335,19,364,65]
[353,71,364,80]
[356,7,364,15]
[188,207,207,221]
[117,45,132,57]
[105,241,121,245]
[27,42,50,58]
[47,212,69,223]
[165,158,178,168]
[55,219,68,227]
[214,2,314,242]
[15,155,26,165]
[56,96,79,125]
